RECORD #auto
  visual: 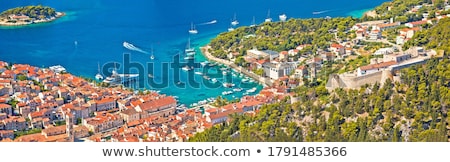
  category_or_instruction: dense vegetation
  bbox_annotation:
[0,5,57,19]
[404,18,450,53]
[190,1,450,142]
[190,58,450,142]
[362,0,447,22]
[209,17,357,59]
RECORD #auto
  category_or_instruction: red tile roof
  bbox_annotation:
[0,103,11,109]
[96,98,115,104]
[331,43,344,48]
[138,96,176,111]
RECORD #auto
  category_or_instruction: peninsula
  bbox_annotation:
[0,5,64,26]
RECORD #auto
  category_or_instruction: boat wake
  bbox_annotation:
[123,41,149,54]
[313,10,331,15]
[198,20,217,25]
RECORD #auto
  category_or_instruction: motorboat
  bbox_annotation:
[246,87,257,93]
[233,88,243,92]
[200,61,209,66]
[223,82,235,88]
[182,66,191,71]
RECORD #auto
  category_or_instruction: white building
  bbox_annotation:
[374,48,394,55]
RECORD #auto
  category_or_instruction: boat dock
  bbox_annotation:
[200,46,273,87]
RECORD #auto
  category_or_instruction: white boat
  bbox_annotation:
[250,16,256,27]
[188,22,198,34]
[241,78,249,82]
[246,87,257,93]
[265,9,272,22]
[200,61,209,66]
[211,78,218,83]
[223,83,235,88]
[233,88,243,92]
[279,14,287,22]
[182,66,191,71]
[228,26,234,32]
[150,45,155,60]
[231,13,239,26]
[95,62,103,80]
[222,91,233,95]
[194,71,203,75]
[184,56,194,60]
[185,38,195,54]
[49,65,66,73]
[222,71,228,75]
[123,41,149,54]
[148,74,154,78]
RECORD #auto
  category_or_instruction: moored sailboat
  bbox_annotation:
[188,22,198,34]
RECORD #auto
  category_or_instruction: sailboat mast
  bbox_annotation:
[97,62,101,73]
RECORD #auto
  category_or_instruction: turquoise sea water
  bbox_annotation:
[0,0,389,106]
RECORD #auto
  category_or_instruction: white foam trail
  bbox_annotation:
[198,20,217,25]
[313,10,331,15]
[123,42,149,54]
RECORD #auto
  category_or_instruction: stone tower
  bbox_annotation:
[65,113,75,142]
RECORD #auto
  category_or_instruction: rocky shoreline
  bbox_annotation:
[0,12,65,26]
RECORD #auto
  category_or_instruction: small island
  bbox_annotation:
[0,5,64,26]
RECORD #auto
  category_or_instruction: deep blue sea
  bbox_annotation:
[0,0,389,106]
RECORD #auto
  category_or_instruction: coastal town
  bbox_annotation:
[1,0,449,142]
[0,61,282,142]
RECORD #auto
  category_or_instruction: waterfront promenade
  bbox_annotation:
[200,46,273,87]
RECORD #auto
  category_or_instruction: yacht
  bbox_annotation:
[95,62,103,80]
[188,22,198,34]
[265,9,272,22]
[222,91,233,95]
[231,13,239,26]
[228,25,235,32]
[200,61,209,66]
[246,87,257,93]
[184,56,194,60]
[223,82,235,88]
[211,78,218,83]
[194,71,203,75]
[182,65,191,71]
[279,14,287,22]
[233,88,243,92]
